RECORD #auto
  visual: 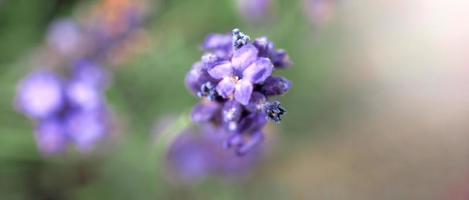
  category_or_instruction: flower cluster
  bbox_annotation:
[186,29,292,156]
[16,62,109,154]
[15,0,149,155]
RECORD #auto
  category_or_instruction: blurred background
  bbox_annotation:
[2,0,469,199]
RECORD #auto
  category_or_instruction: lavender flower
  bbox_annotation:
[15,0,150,155]
[186,29,292,156]
[35,119,68,155]
[16,70,64,119]
[46,19,82,56]
[16,66,110,155]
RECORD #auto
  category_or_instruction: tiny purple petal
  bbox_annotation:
[238,113,268,133]
[271,49,292,69]
[261,76,292,96]
[35,119,68,155]
[253,36,275,57]
[216,77,236,98]
[245,92,266,112]
[73,60,108,88]
[224,133,243,149]
[66,110,107,153]
[202,34,232,50]
[16,71,63,119]
[207,61,233,79]
[66,80,102,111]
[236,131,264,156]
[201,53,222,69]
[231,44,259,72]
[222,100,243,122]
[185,62,214,95]
[47,19,82,56]
[234,80,253,105]
[243,57,273,84]
[253,37,292,68]
[191,102,220,123]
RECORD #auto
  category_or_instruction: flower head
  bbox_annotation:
[186,28,292,155]
[16,66,111,155]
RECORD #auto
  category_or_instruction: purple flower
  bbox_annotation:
[253,37,292,69]
[202,33,232,52]
[66,110,108,153]
[72,60,109,89]
[16,68,111,155]
[35,119,68,155]
[166,125,262,183]
[208,45,273,105]
[15,0,151,156]
[16,70,64,119]
[66,80,103,111]
[186,29,292,156]
[191,101,220,123]
[46,19,82,56]
[166,130,214,183]
[261,76,292,96]
[237,0,272,23]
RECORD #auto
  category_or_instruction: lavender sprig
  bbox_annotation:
[186,28,292,156]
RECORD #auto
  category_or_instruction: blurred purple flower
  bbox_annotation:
[72,60,109,89]
[16,68,111,155]
[186,29,292,156]
[15,0,150,156]
[166,125,262,183]
[237,0,272,23]
[47,19,82,56]
[66,110,108,153]
[209,49,274,105]
[35,119,68,155]
[16,70,64,119]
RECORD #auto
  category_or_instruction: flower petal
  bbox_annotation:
[261,76,292,96]
[216,77,236,98]
[222,100,243,122]
[66,80,102,111]
[234,80,253,105]
[224,133,243,149]
[16,71,64,119]
[191,102,220,123]
[202,33,232,50]
[207,61,233,79]
[231,44,258,72]
[35,119,68,155]
[236,131,263,156]
[185,62,214,95]
[253,36,275,57]
[243,58,273,84]
[245,92,266,112]
[67,110,107,153]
